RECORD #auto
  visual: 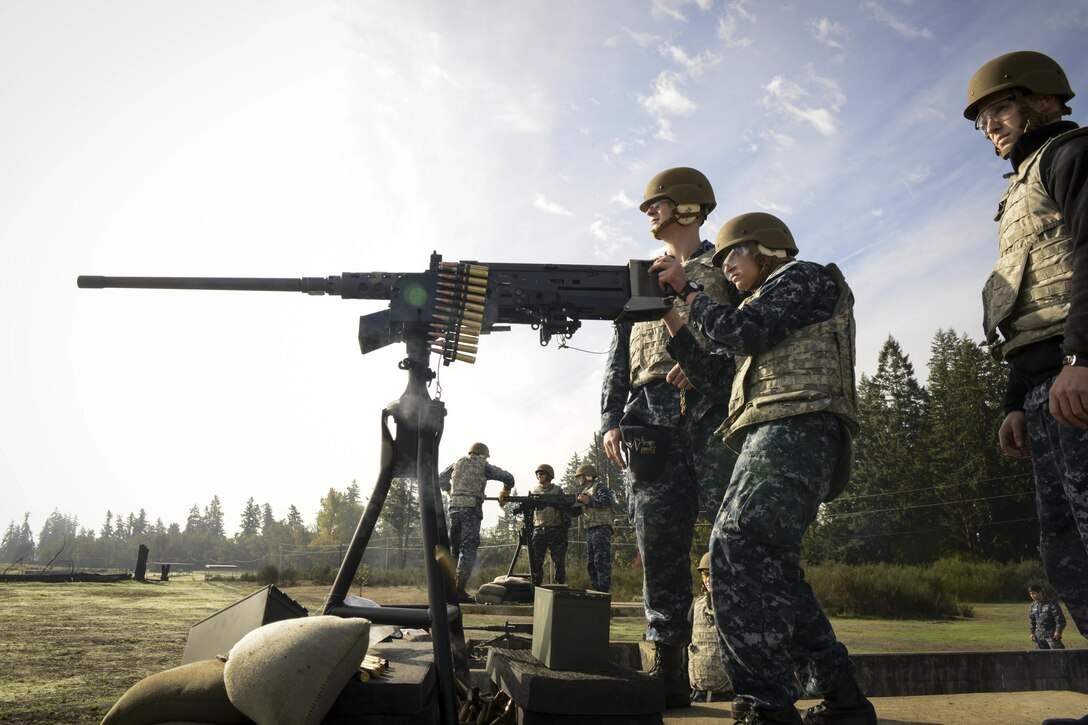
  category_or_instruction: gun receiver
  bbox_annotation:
[78,253,669,365]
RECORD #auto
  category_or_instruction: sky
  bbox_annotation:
[3,0,1087,541]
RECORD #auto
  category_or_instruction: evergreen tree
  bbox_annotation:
[261,503,275,533]
[239,498,261,537]
[1,513,36,563]
[100,511,114,539]
[924,329,1036,559]
[184,505,204,534]
[204,496,226,538]
[286,505,304,529]
[132,509,148,537]
[37,509,78,558]
[381,478,419,568]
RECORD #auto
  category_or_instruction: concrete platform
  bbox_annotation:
[663,691,1088,724]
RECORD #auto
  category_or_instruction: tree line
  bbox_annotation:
[2,328,1036,571]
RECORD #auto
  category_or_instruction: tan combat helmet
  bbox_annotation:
[468,442,490,457]
[698,552,711,571]
[964,50,1074,121]
[640,167,716,238]
[575,463,598,479]
[712,211,798,268]
[535,463,555,479]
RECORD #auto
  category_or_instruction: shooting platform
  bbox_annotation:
[486,648,664,724]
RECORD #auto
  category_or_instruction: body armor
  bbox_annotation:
[721,262,858,499]
[448,455,488,508]
[688,596,731,692]
[580,483,613,529]
[533,484,566,528]
[982,128,1087,359]
[630,254,731,387]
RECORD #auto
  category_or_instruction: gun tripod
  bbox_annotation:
[322,331,467,725]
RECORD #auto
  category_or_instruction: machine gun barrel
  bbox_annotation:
[78,253,671,363]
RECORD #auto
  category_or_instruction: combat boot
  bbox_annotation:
[802,677,877,725]
[647,642,690,709]
[738,704,803,724]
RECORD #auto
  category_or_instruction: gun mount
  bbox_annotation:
[77,251,669,725]
[78,253,670,365]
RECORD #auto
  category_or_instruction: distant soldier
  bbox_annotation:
[1029,584,1067,649]
[688,552,734,705]
[528,464,570,587]
[575,463,614,592]
[439,442,514,602]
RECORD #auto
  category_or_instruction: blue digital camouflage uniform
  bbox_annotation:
[674,260,858,710]
[583,480,615,592]
[1030,595,1068,649]
[439,457,514,591]
[601,239,738,646]
[529,483,570,586]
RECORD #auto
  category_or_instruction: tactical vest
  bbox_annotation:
[688,596,730,692]
[982,127,1088,360]
[720,262,858,500]
[629,253,732,387]
[448,455,487,508]
[580,482,613,529]
[533,484,565,528]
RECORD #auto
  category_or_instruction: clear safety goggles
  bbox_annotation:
[975,95,1017,134]
[721,243,755,270]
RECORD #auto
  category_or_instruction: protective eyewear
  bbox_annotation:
[975,96,1017,133]
[721,243,754,270]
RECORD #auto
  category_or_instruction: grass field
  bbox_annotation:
[0,576,1078,724]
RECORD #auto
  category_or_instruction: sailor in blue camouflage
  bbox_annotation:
[577,463,615,592]
[1029,585,1067,649]
[601,254,738,644]
[965,52,1088,645]
[529,465,570,586]
[652,212,874,723]
[438,442,514,594]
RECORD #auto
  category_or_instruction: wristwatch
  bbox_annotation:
[1063,354,1088,368]
[677,280,704,303]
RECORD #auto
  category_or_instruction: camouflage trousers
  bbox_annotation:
[448,505,483,591]
[710,414,855,710]
[1034,630,1066,649]
[586,525,613,592]
[1026,378,1088,638]
[530,526,568,586]
[630,412,734,645]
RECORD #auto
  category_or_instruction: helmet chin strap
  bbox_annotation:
[651,203,703,239]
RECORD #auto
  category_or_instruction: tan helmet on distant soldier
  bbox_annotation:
[964,50,1074,121]
[469,442,490,457]
[535,463,555,479]
[712,212,798,267]
[640,167,716,238]
[697,552,712,571]
[575,463,598,479]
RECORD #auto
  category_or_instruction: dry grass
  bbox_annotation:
[0,577,1077,724]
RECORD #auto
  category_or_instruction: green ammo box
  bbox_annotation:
[531,586,611,671]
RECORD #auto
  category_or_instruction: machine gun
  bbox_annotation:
[77,253,671,725]
[483,493,582,588]
[78,253,670,365]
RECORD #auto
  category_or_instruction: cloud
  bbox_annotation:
[759,129,796,148]
[659,42,722,79]
[809,17,846,49]
[762,75,839,135]
[618,27,660,48]
[717,0,755,47]
[638,71,697,141]
[864,1,933,39]
[611,191,638,209]
[652,0,689,22]
[589,219,634,259]
[751,198,793,216]
[533,194,573,216]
